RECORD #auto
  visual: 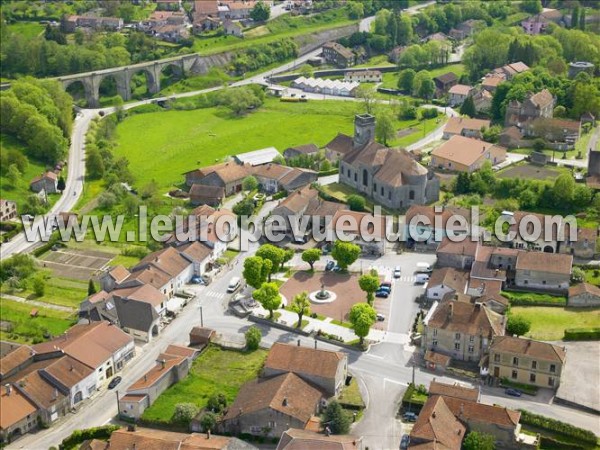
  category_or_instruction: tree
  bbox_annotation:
[553,173,575,210]
[86,149,105,179]
[358,270,380,304]
[463,431,495,450]
[207,393,227,413]
[6,164,21,187]
[571,6,579,30]
[375,110,395,146]
[31,275,45,297]
[460,96,476,118]
[245,325,262,350]
[172,403,200,425]
[140,180,158,199]
[250,1,271,21]
[397,68,416,92]
[331,241,361,270]
[347,194,366,212]
[290,292,311,327]
[118,2,136,23]
[346,1,364,19]
[571,266,585,283]
[242,175,258,192]
[532,138,546,152]
[520,0,542,14]
[553,105,567,118]
[199,412,217,432]
[57,176,66,192]
[397,14,413,46]
[301,248,322,271]
[88,279,97,296]
[324,400,351,434]
[256,244,286,276]
[243,256,271,289]
[355,84,376,114]
[506,314,531,337]
[349,302,377,345]
[98,192,117,210]
[218,87,263,114]
[300,64,313,78]
[252,282,282,319]
[413,70,434,99]
[579,7,586,31]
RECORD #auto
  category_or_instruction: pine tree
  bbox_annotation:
[460,96,476,118]
[579,8,586,30]
[571,6,579,29]
[88,279,97,296]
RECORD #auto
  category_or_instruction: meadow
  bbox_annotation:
[380,63,467,90]
[511,306,600,341]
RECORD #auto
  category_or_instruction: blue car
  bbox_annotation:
[505,388,522,397]
[400,434,410,449]
[375,289,390,298]
[325,261,335,271]
[378,285,391,293]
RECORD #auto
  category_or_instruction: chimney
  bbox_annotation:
[70,365,74,372]
[297,339,301,346]
[448,303,453,319]
[52,389,58,401]
[460,403,464,416]
[144,375,148,382]
[159,359,166,370]
[283,397,288,406]
[432,411,436,418]
[4,384,12,396]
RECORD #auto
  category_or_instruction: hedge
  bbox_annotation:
[539,436,587,450]
[272,191,287,200]
[518,410,597,444]
[59,425,120,450]
[502,291,567,307]
[318,168,339,176]
[563,327,600,341]
[32,232,61,257]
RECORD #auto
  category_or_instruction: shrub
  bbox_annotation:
[563,327,600,341]
[172,403,200,426]
[518,410,597,444]
[59,425,120,450]
[539,436,586,450]
[272,191,287,200]
[245,326,262,350]
[347,194,366,212]
[419,107,439,119]
[199,412,218,432]
[323,400,350,434]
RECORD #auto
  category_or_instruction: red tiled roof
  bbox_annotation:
[265,343,345,380]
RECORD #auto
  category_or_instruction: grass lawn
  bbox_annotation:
[73,179,104,214]
[338,377,365,408]
[584,268,600,285]
[7,22,44,39]
[141,345,267,423]
[192,9,356,56]
[0,298,76,343]
[502,290,567,306]
[1,276,88,309]
[381,64,466,90]
[113,98,359,189]
[511,306,600,341]
[0,133,57,210]
[331,319,353,328]
[353,54,395,68]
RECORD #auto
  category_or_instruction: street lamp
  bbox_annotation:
[198,300,204,327]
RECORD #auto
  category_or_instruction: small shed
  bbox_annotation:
[189,326,215,347]
[424,350,450,372]
[235,147,280,166]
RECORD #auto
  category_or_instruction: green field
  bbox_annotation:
[192,9,356,56]
[7,22,44,39]
[511,306,600,341]
[381,64,467,90]
[2,276,88,309]
[0,298,76,344]
[0,133,58,210]
[141,345,267,423]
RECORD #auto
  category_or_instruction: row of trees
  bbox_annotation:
[230,39,298,76]
[0,78,72,164]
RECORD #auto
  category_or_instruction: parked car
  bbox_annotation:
[190,275,205,285]
[378,285,391,293]
[332,264,342,272]
[505,388,522,397]
[108,376,122,389]
[403,412,418,422]
[393,266,402,278]
[325,260,335,271]
[400,434,410,449]
[376,313,385,321]
[375,289,390,298]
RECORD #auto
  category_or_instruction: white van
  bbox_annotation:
[227,277,241,293]
[416,262,432,273]
[415,273,430,285]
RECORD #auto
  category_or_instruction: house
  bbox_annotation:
[184,162,251,195]
[514,251,572,292]
[263,343,347,397]
[447,84,473,106]
[119,345,195,420]
[235,147,280,166]
[283,144,319,160]
[252,164,317,194]
[436,237,479,270]
[322,42,354,68]
[223,19,244,37]
[336,114,439,210]
[192,0,220,32]
[423,32,449,43]
[276,429,363,450]
[442,117,491,139]
[448,19,482,40]
[87,427,249,450]
[505,89,554,128]
[421,301,505,362]
[152,23,190,43]
[492,61,530,80]
[344,70,382,83]
[220,1,261,20]
[481,74,505,92]
[409,395,466,449]
[0,384,40,443]
[328,210,387,256]
[99,265,131,292]
[220,372,324,438]
[488,335,566,389]
[431,135,507,173]
[568,283,600,307]
[433,72,458,97]
[291,77,359,97]
[30,172,58,194]
[428,379,480,402]
[506,210,565,254]
[0,199,17,221]
[469,245,508,285]
[426,268,469,301]
[499,126,524,149]
[177,241,213,277]
[522,118,581,150]
[405,205,474,248]
[468,278,509,314]
[189,184,225,207]
[155,0,181,11]
[110,284,167,342]
[522,14,550,35]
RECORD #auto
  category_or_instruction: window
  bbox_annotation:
[531,361,537,370]
[374,183,377,192]
[409,190,415,200]
[380,187,384,196]
[550,364,556,373]
[494,354,500,362]
[468,345,474,353]
[354,173,357,182]
[433,328,437,336]
[455,333,461,340]
[363,169,368,187]
[454,342,460,351]
[530,373,536,383]
[469,335,475,342]
[388,191,391,200]
[548,377,554,387]
[432,340,438,347]
[512,370,518,379]
[513,357,519,366]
